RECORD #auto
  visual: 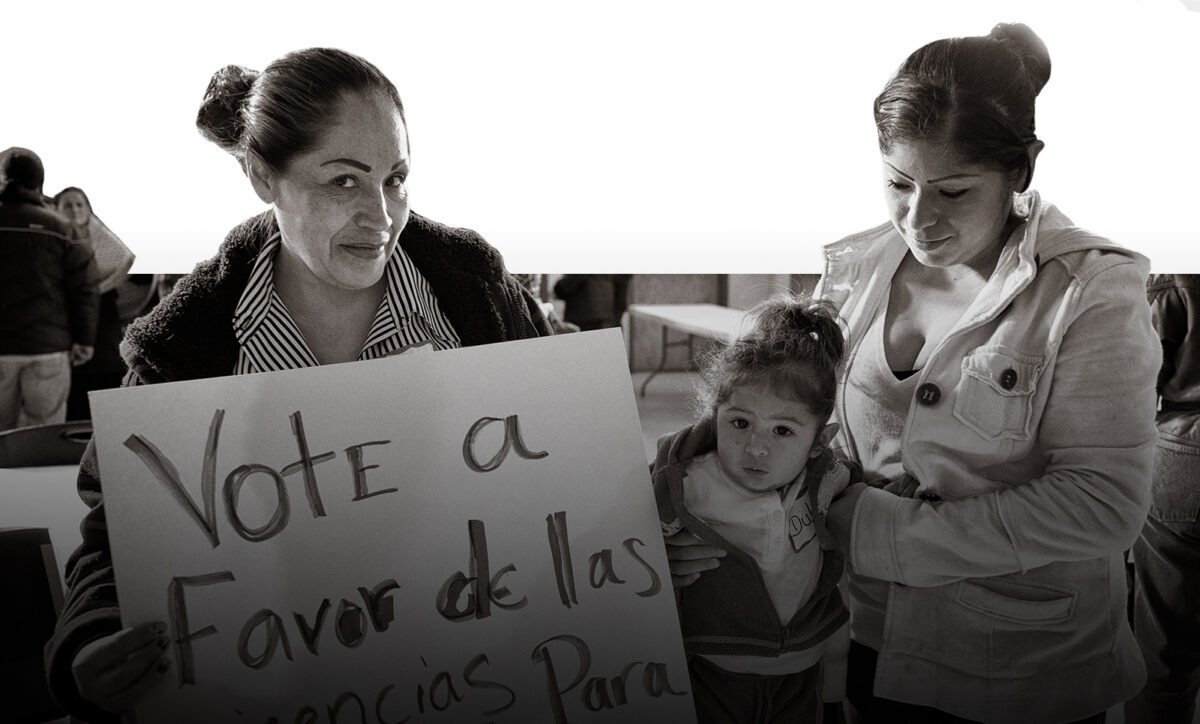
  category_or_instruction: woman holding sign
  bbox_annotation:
[46,47,550,721]
[814,23,1159,723]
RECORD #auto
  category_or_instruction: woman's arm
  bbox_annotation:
[43,437,132,722]
[514,279,554,338]
[44,371,170,721]
[832,257,1159,587]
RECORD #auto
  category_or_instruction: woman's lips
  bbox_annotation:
[341,242,388,259]
[911,235,950,249]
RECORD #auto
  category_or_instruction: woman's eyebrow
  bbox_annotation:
[885,162,978,184]
[319,159,410,173]
[320,158,371,171]
[928,173,979,183]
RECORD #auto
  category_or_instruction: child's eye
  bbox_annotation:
[887,179,911,192]
[773,426,794,437]
[940,188,968,199]
[730,418,749,430]
[332,175,359,189]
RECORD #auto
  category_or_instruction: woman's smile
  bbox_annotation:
[339,238,389,259]
[909,235,950,250]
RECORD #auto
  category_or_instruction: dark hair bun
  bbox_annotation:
[989,23,1051,96]
[195,64,259,154]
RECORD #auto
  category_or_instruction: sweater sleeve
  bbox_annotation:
[43,371,145,723]
[502,274,552,340]
[517,281,553,338]
[848,257,1159,586]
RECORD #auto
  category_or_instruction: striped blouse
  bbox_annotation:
[231,233,461,374]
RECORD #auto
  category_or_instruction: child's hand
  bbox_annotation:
[817,459,852,514]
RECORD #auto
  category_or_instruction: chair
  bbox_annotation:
[0,421,92,468]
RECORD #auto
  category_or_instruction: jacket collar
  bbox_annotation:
[122,210,517,383]
[820,191,1145,331]
[654,416,717,473]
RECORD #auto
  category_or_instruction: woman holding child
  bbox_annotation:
[46,47,548,721]
[816,23,1159,723]
[664,21,1159,724]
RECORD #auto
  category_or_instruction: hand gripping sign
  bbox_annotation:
[91,329,696,724]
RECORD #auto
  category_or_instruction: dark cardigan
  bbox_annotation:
[122,210,550,383]
[45,210,551,721]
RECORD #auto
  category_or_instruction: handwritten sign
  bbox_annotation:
[91,330,695,724]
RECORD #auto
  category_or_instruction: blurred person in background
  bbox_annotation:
[0,147,98,431]
[1126,274,1200,724]
[553,273,632,331]
[55,187,142,419]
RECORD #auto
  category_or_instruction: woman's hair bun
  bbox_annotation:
[195,64,260,154]
[988,22,1051,96]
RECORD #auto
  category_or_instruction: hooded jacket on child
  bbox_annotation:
[650,417,851,658]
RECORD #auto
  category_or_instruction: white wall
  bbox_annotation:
[7,0,1199,273]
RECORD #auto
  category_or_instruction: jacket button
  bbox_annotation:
[918,491,943,502]
[999,368,1018,390]
[916,383,941,406]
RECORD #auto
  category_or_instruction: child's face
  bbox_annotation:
[715,383,829,494]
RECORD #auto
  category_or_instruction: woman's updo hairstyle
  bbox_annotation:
[196,47,407,174]
[874,23,1051,190]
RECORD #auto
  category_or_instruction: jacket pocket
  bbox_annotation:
[954,346,1045,441]
[882,572,1087,679]
[954,578,1075,624]
[1149,433,1200,521]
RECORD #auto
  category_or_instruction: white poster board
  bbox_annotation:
[91,330,695,724]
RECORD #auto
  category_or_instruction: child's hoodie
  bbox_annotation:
[651,416,853,658]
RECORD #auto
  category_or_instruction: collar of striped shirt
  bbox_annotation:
[231,232,461,373]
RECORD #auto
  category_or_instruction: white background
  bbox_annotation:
[6,0,1199,273]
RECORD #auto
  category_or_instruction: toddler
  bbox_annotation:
[651,294,855,724]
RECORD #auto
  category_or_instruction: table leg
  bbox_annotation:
[639,322,673,397]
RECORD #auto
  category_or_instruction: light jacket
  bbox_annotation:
[816,192,1159,723]
[651,418,850,658]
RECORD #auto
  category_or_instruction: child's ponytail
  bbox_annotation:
[695,293,846,420]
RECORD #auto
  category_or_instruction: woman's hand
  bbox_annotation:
[817,459,853,514]
[825,482,870,554]
[664,529,726,588]
[72,620,172,713]
[882,473,920,498]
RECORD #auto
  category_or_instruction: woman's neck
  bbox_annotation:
[909,212,1023,291]
[273,245,387,365]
